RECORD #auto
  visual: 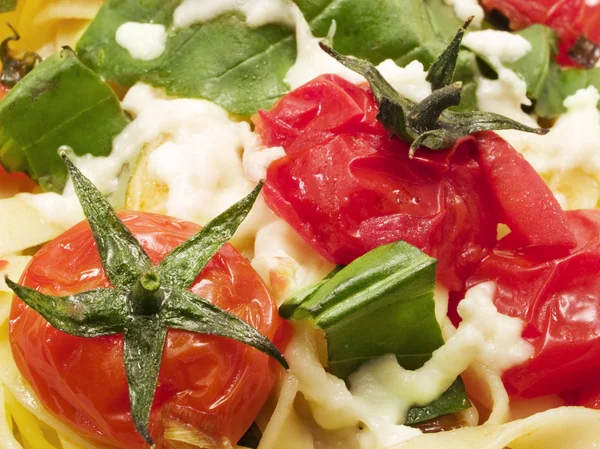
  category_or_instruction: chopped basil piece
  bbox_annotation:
[0,49,130,192]
[280,240,471,424]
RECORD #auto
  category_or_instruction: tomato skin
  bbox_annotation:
[9,211,285,449]
[466,210,600,399]
[481,0,600,66]
[475,131,575,251]
[258,75,573,292]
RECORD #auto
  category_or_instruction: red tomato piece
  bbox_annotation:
[0,259,7,271]
[481,0,600,66]
[466,209,600,399]
[9,211,285,449]
[258,75,573,291]
[475,131,575,251]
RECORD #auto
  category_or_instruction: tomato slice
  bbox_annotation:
[258,75,573,291]
[475,131,575,251]
[9,211,285,449]
[466,209,600,399]
[482,0,600,66]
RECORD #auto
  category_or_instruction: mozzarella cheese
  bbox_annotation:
[443,0,485,27]
[115,22,167,61]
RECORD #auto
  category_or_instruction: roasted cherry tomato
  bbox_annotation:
[256,75,573,291]
[466,209,600,400]
[482,0,600,66]
[9,211,285,449]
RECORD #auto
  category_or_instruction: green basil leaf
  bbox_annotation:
[76,0,296,116]
[279,265,343,319]
[295,0,476,109]
[405,378,470,425]
[282,241,470,422]
[0,0,16,13]
[505,25,557,100]
[535,63,600,118]
[0,49,130,192]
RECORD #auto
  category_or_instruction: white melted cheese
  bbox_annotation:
[523,86,600,175]
[462,30,537,126]
[463,30,532,65]
[174,0,296,28]
[115,22,167,61]
[19,84,286,238]
[171,0,432,96]
[443,0,485,27]
[251,219,335,305]
[286,282,532,449]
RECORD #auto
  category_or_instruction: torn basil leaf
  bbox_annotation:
[295,0,477,111]
[535,63,600,119]
[505,25,557,100]
[280,241,471,424]
[76,0,296,116]
[0,49,130,192]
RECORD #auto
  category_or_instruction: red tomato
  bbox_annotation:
[466,209,600,399]
[481,0,600,66]
[0,83,9,100]
[257,75,573,291]
[9,211,286,449]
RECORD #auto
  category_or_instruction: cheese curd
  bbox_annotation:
[115,22,167,61]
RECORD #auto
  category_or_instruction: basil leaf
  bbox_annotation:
[0,0,16,13]
[505,25,557,100]
[0,49,130,192]
[282,241,470,422]
[405,378,470,425]
[76,0,296,116]
[295,0,476,109]
[535,64,600,118]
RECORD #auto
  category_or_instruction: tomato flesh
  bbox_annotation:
[257,75,573,292]
[467,210,600,399]
[482,0,600,66]
[9,211,285,449]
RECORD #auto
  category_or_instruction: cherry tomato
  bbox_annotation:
[9,211,286,449]
[481,0,600,66]
[466,210,600,399]
[257,75,573,291]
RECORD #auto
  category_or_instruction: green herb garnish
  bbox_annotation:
[0,24,39,87]
[320,19,549,156]
[6,154,288,447]
[280,241,471,424]
[76,0,295,116]
[0,48,130,192]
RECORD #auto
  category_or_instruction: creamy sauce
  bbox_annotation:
[171,0,432,96]
[251,219,335,304]
[115,22,167,61]
[443,0,485,27]
[462,30,537,126]
[174,0,296,28]
[286,282,532,449]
